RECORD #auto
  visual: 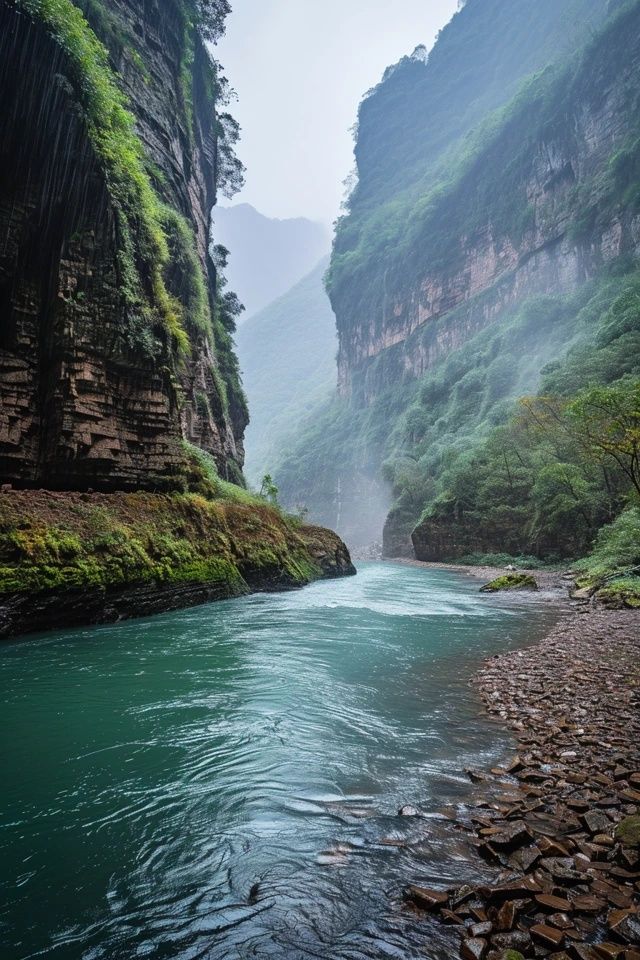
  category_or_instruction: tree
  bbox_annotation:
[260,474,279,505]
[217,113,245,199]
[195,0,231,43]
[568,379,640,498]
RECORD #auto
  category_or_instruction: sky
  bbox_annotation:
[215,0,458,225]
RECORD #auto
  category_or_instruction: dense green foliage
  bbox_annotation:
[573,507,640,606]
[414,272,640,565]
[237,257,337,484]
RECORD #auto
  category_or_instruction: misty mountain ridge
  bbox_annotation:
[236,256,337,486]
[213,203,329,320]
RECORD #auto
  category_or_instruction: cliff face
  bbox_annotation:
[0,0,245,492]
[276,0,640,555]
[335,3,640,406]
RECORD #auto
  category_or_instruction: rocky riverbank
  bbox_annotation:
[406,598,640,960]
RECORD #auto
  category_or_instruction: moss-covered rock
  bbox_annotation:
[595,577,640,609]
[0,489,355,638]
[480,573,538,592]
[615,815,640,847]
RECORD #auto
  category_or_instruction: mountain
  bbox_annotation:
[236,257,337,485]
[276,0,640,562]
[212,204,329,318]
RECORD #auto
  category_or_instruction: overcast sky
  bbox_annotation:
[215,0,458,225]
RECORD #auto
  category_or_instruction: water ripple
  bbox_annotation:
[0,562,559,960]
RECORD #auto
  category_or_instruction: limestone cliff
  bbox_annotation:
[333,1,640,405]
[0,0,356,637]
[276,0,640,556]
[0,0,246,492]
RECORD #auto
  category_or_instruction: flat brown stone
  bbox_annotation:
[404,885,448,910]
[536,893,573,912]
[510,845,542,872]
[571,894,607,913]
[605,889,633,910]
[593,944,625,959]
[483,877,541,903]
[607,908,633,933]
[441,908,465,925]
[531,922,565,947]
[539,837,572,858]
[491,820,533,851]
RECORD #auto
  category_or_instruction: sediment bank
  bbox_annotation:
[405,575,640,960]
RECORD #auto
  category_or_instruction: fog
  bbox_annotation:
[216,0,458,224]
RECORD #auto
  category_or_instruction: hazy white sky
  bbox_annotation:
[216,0,458,224]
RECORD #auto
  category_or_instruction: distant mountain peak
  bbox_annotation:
[212,204,329,319]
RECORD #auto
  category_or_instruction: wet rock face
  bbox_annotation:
[406,607,640,960]
[0,1,243,492]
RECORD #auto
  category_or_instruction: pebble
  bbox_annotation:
[405,606,640,960]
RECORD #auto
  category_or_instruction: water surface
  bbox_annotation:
[0,562,558,959]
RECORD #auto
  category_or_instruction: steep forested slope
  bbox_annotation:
[213,204,329,319]
[236,258,336,485]
[277,0,640,573]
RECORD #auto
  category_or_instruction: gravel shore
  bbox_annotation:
[401,561,640,959]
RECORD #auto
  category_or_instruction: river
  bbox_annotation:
[0,562,559,960]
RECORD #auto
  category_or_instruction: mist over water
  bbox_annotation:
[1,563,559,960]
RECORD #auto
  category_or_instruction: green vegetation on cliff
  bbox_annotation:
[329,0,610,323]
[278,0,640,571]
[15,0,243,404]
[413,271,640,565]
[16,0,187,355]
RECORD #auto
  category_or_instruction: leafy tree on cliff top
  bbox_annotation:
[194,0,231,42]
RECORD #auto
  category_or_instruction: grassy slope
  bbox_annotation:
[236,257,337,485]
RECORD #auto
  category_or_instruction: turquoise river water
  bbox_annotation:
[0,562,559,960]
